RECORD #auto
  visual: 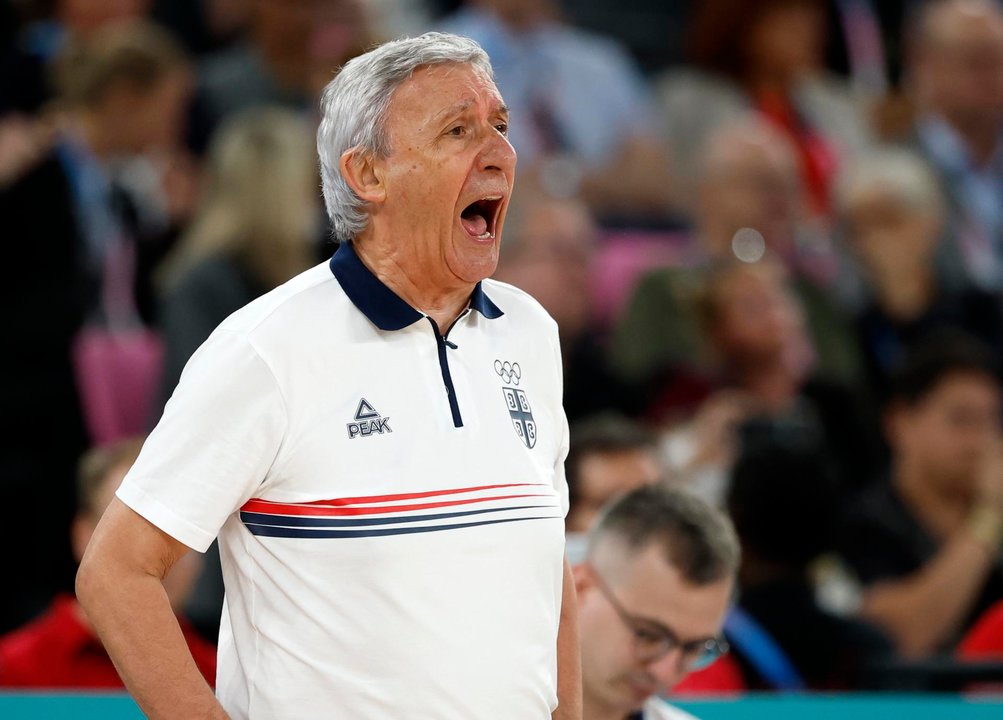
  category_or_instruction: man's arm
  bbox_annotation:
[76,498,228,719]
[860,507,1001,658]
[861,446,1003,658]
[553,555,582,720]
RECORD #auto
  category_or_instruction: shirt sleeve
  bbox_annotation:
[116,327,287,552]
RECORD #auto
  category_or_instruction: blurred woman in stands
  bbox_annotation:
[155,106,320,641]
[157,106,319,403]
[657,0,873,223]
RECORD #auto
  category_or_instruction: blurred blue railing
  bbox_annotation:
[1,693,1002,719]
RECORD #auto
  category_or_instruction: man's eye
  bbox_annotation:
[495,123,508,136]
[448,126,466,137]
[633,628,664,646]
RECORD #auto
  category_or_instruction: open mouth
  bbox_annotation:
[459,196,503,240]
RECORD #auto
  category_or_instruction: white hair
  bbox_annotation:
[317,32,493,241]
[837,148,945,218]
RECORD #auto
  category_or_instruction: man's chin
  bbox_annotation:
[610,677,656,712]
[447,248,499,285]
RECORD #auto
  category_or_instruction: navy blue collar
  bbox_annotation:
[329,242,504,331]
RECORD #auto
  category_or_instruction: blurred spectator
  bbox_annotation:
[153,0,254,56]
[0,0,152,115]
[50,19,194,322]
[557,0,693,74]
[0,19,190,634]
[838,333,1003,658]
[437,0,674,221]
[726,443,893,689]
[659,260,879,507]
[564,414,662,562]
[837,148,1003,400]
[191,0,376,152]
[574,485,739,720]
[158,106,319,404]
[156,106,319,641]
[905,0,1003,292]
[0,437,215,688]
[657,0,873,221]
[494,191,640,422]
[612,118,862,389]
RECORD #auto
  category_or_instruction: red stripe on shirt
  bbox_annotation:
[293,482,547,507]
[241,493,553,517]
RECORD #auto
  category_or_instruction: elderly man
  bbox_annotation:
[76,33,581,720]
[908,0,1003,291]
[574,485,738,720]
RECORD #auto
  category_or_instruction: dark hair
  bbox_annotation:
[54,20,187,108]
[890,330,1000,407]
[728,441,839,569]
[567,414,658,512]
[590,485,740,585]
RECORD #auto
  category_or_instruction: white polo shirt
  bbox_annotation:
[117,242,570,719]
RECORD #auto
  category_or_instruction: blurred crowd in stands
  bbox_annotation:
[3,0,1003,703]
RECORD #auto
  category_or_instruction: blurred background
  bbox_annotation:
[3,0,1003,703]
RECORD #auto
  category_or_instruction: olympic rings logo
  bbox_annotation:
[494,359,522,386]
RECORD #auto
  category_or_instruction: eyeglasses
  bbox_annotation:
[589,564,729,672]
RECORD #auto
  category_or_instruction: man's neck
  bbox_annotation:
[954,120,1002,169]
[353,239,473,331]
[928,111,1003,169]
[894,461,971,540]
[582,689,638,720]
[733,360,801,412]
[871,265,935,321]
[77,112,114,161]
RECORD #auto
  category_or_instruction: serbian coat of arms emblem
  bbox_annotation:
[495,360,536,449]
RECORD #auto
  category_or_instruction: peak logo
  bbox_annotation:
[346,398,392,439]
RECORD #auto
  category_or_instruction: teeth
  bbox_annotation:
[477,231,494,239]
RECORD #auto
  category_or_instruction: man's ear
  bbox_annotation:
[340,147,386,205]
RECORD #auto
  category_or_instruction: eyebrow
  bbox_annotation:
[432,100,510,124]
[630,612,716,647]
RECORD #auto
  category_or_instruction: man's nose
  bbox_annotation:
[645,648,686,692]
[479,128,517,174]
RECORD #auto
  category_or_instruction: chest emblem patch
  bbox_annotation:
[495,360,536,449]
[346,398,392,439]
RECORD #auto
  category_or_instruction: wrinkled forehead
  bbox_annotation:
[389,62,504,119]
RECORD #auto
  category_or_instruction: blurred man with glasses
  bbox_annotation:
[573,485,738,720]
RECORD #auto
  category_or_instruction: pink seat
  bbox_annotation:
[590,231,688,327]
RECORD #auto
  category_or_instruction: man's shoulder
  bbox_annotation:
[216,261,339,338]
[482,279,558,335]
[643,697,701,720]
